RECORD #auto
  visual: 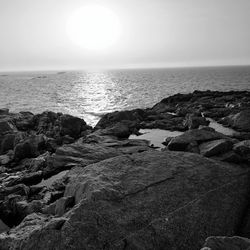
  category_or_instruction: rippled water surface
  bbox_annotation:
[1,66,250,126]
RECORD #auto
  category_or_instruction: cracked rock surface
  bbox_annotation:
[0,150,249,250]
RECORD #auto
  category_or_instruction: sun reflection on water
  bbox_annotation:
[67,71,127,125]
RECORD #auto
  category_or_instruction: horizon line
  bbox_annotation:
[1,63,250,73]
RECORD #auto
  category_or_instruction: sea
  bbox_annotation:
[1,66,250,127]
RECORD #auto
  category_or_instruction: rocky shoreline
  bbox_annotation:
[0,90,250,249]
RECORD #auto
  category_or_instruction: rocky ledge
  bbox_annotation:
[0,90,250,250]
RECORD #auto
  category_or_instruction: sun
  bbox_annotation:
[66,5,121,51]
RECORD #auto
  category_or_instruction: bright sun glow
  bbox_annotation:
[67,5,121,51]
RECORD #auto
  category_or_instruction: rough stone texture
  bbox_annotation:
[46,141,122,174]
[0,120,16,135]
[59,114,88,139]
[168,128,227,151]
[199,139,233,157]
[95,109,146,129]
[95,122,131,138]
[13,135,46,161]
[226,110,250,132]
[55,196,74,216]
[233,140,250,162]
[201,236,250,250]
[0,151,249,250]
[46,136,151,176]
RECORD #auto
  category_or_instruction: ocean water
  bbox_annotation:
[0,66,250,126]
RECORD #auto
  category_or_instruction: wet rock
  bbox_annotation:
[199,139,233,157]
[201,236,250,250]
[1,150,249,249]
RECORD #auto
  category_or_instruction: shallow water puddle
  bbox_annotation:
[34,170,69,188]
[129,129,183,149]
[207,118,237,136]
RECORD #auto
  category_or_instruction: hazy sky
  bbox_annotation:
[0,0,250,71]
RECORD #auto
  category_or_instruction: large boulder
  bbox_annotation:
[0,151,249,250]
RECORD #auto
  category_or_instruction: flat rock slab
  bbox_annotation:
[0,151,249,250]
